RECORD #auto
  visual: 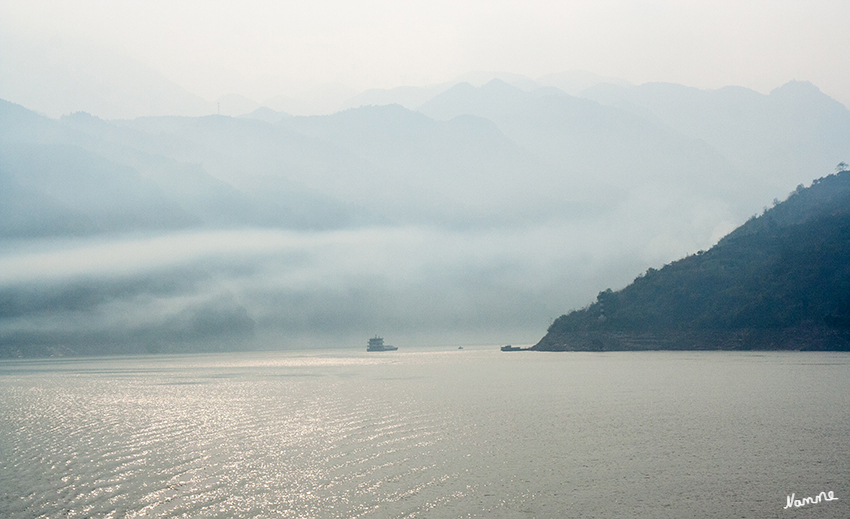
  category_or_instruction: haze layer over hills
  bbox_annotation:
[1,75,849,356]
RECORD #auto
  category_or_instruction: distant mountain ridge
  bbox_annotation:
[582,80,850,193]
[418,79,743,198]
[0,100,308,236]
[2,77,848,244]
[533,169,850,351]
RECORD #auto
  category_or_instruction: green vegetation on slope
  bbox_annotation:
[534,168,850,351]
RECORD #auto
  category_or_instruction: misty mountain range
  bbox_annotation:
[4,78,848,238]
[1,77,850,356]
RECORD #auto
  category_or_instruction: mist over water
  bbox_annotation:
[0,218,708,354]
[1,349,848,518]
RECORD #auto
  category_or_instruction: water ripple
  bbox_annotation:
[2,350,849,518]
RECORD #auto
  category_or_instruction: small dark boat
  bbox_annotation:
[501,345,522,351]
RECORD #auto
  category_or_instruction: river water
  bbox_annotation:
[1,347,848,518]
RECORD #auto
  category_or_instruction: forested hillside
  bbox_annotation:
[534,168,850,351]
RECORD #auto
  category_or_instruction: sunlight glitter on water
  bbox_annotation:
[1,349,849,518]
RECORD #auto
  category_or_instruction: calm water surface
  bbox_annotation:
[1,348,848,518]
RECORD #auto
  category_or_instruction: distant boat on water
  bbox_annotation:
[501,345,523,351]
[367,336,398,352]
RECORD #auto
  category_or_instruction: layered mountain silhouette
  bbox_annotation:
[582,80,850,194]
[7,78,845,239]
[2,75,850,356]
[420,80,805,210]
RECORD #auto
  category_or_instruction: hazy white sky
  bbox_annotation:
[2,0,850,104]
